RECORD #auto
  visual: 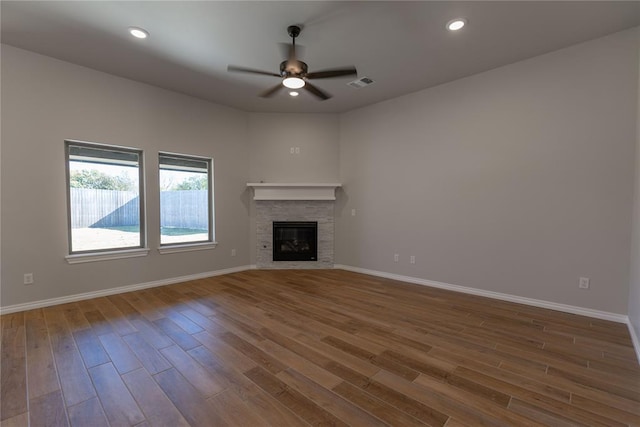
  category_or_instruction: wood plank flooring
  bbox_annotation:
[1,269,639,426]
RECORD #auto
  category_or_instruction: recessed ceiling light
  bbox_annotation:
[289,91,299,97]
[446,19,466,31]
[128,27,149,39]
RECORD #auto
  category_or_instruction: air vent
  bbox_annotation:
[347,77,375,89]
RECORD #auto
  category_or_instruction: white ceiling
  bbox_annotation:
[2,1,639,113]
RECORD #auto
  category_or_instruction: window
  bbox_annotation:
[65,141,145,254]
[159,152,213,246]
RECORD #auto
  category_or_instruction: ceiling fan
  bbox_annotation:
[228,25,357,101]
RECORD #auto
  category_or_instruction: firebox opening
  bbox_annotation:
[273,221,318,261]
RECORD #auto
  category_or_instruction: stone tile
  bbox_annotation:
[256,200,334,269]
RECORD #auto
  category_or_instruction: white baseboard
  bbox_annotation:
[335,264,628,324]
[0,265,252,315]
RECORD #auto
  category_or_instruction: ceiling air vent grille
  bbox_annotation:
[347,77,374,89]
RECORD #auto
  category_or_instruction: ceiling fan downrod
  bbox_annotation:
[287,25,300,58]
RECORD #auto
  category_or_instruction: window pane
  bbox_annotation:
[159,153,212,245]
[67,142,143,253]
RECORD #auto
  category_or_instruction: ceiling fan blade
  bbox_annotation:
[303,82,331,100]
[306,67,357,79]
[259,83,284,98]
[227,65,280,78]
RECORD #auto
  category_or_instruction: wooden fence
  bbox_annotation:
[70,188,208,229]
[160,191,208,229]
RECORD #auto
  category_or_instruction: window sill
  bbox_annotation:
[158,241,218,254]
[66,248,150,264]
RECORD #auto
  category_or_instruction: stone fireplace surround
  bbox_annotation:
[247,183,341,269]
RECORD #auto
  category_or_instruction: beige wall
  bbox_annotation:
[629,34,640,346]
[337,28,639,314]
[1,45,250,307]
[247,113,339,183]
[246,113,340,264]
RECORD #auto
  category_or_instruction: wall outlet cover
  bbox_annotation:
[579,277,590,289]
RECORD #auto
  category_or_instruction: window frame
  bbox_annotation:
[158,151,215,252]
[64,140,147,259]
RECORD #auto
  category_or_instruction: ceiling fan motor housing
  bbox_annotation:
[280,60,307,77]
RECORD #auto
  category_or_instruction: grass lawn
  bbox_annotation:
[71,226,209,251]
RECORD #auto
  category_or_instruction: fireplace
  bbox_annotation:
[248,183,340,268]
[273,221,318,261]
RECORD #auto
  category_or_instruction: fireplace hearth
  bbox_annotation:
[273,221,318,261]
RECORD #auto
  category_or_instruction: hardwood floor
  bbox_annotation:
[1,269,639,426]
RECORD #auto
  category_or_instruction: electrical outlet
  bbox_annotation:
[24,273,34,285]
[579,277,590,289]
[410,256,416,264]
[351,209,356,216]
[295,147,300,154]
[394,254,399,262]
[231,249,236,257]
[290,147,295,154]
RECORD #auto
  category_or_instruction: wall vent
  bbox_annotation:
[347,77,374,89]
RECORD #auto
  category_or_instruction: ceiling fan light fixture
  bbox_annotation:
[128,27,149,39]
[228,25,355,101]
[283,77,305,89]
[446,19,466,31]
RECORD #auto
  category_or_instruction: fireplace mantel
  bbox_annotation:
[247,183,342,201]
